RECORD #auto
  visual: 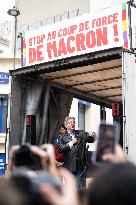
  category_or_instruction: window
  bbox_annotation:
[0,98,8,133]
[78,103,85,130]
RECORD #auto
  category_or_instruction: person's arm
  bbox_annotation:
[58,135,71,153]
[58,135,77,153]
[102,144,125,163]
[31,144,59,178]
[40,168,79,205]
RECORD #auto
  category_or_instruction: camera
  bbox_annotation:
[12,144,42,170]
[10,144,61,205]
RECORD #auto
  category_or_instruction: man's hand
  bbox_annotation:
[88,131,96,137]
[102,144,125,163]
[72,138,77,145]
[88,131,93,136]
[88,131,97,141]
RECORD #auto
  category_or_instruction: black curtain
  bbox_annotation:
[10,77,73,146]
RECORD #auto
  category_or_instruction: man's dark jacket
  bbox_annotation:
[58,130,95,172]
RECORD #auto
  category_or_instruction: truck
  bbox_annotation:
[9,1,136,164]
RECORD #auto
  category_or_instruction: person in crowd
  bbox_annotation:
[86,162,136,205]
[53,124,66,167]
[7,144,62,205]
[53,124,67,145]
[40,144,131,205]
[0,178,26,205]
[59,124,67,135]
[58,116,96,189]
[7,143,59,178]
[40,167,79,205]
[41,161,136,205]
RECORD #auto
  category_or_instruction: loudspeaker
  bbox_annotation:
[26,115,36,145]
[112,103,122,117]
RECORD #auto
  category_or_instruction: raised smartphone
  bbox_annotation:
[92,122,120,164]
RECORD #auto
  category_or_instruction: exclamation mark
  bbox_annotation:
[113,24,119,42]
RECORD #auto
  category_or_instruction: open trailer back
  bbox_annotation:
[10,1,136,163]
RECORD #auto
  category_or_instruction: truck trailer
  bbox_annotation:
[9,1,136,164]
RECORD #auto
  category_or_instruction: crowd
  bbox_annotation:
[1,116,136,205]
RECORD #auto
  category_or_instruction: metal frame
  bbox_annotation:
[10,47,122,108]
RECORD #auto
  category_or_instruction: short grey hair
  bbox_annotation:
[64,116,75,127]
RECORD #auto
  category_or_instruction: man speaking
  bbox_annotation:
[58,116,96,189]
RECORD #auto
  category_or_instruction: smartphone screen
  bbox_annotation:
[94,122,119,163]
